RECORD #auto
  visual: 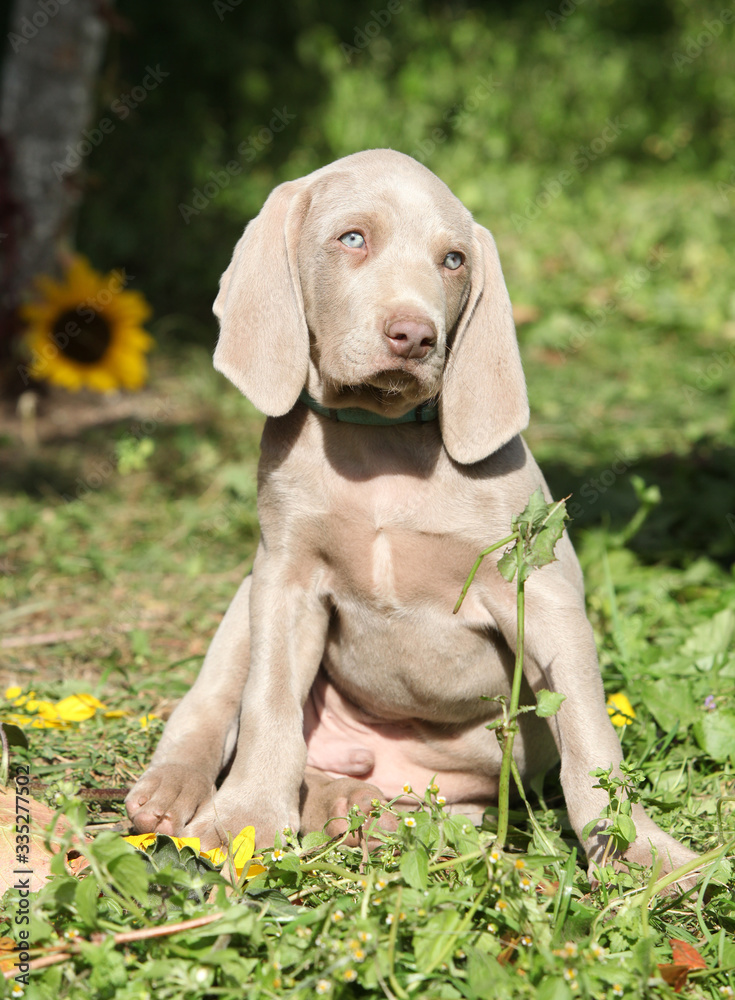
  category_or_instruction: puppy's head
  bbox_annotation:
[214,149,528,464]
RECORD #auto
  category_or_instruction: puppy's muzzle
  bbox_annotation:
[384,316,437,360]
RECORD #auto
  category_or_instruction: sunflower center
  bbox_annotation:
[53,309,112,365]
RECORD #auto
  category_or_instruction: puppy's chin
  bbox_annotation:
[324,369,439,418]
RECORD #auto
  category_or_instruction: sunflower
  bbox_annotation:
[21,255,154,392]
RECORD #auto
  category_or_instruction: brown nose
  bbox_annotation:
[385,318,437,359]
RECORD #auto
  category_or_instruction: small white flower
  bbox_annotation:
[436,795,446,806]
[385,913,394,925]
[343,969,357,982]
[332,909,345,922]
[612,986,624,997]
[521,935,532,946]
[194,968,208,984]
[402,783,412,794]
[272,848,285,861]
[563,967,576,981]
[316,980,331,995]
[403,816,416,828]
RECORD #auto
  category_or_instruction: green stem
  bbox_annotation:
[422,882,491,977]
[387,886,409,1000]
[453,533,517,614]
[300,860,361,882]
[495,559,525,849]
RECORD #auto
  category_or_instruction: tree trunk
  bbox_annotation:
[0,0,109,391]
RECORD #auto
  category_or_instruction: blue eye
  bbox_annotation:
[339,231,365,248]
[443,252,464,270]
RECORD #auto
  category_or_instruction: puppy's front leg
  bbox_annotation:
[184,548,329,849]
[126,574,253,835]
[493,561,697,875]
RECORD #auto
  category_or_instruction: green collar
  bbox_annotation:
[298,389,438,426]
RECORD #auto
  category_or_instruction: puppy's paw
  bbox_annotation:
[183,795,298,851]
[586,821,700,893]
[125,764,215,837]
[302,775,399,847]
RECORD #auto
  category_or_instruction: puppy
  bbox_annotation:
[127,149,696,875]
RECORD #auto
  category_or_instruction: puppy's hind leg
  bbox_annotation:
[125,575,252,835]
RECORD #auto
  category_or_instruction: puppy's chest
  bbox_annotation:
[317,479,488,610]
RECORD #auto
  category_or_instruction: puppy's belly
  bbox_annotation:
[303,669,555,809]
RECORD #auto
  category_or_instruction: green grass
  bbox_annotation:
[2,165,735,1000]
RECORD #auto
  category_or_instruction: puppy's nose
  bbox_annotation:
[385,318,437,359]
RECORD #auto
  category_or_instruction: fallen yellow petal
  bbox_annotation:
[4,686,22,700]
[103,709,130,718]
[606,692,635,727]
[202,826,256,872]
[139,713,160,729]
[56,693,107,721]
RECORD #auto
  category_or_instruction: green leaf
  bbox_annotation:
[1,723,28,749]
[535,689,567,717]
[513,487,550,535]
[400,845,429,890]
[414,909,462,969]
[75,875,101,927]
[536,977,573,1000]
[525,497,569,570]
[615,813,637,847]
[107,853,151,903]
[466,947,510,994]
[681,608,735,659]
[497,548,518,583]
[692,711,735,762]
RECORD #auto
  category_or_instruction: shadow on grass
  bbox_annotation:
[541,437,735,567]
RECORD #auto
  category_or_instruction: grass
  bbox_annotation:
[1,164,734,998]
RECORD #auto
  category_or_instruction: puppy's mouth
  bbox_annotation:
[325,369,436,417]
[364,368,420,396]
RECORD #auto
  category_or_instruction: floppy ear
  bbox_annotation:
[439,224,529,464]
[213,179,311,415]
